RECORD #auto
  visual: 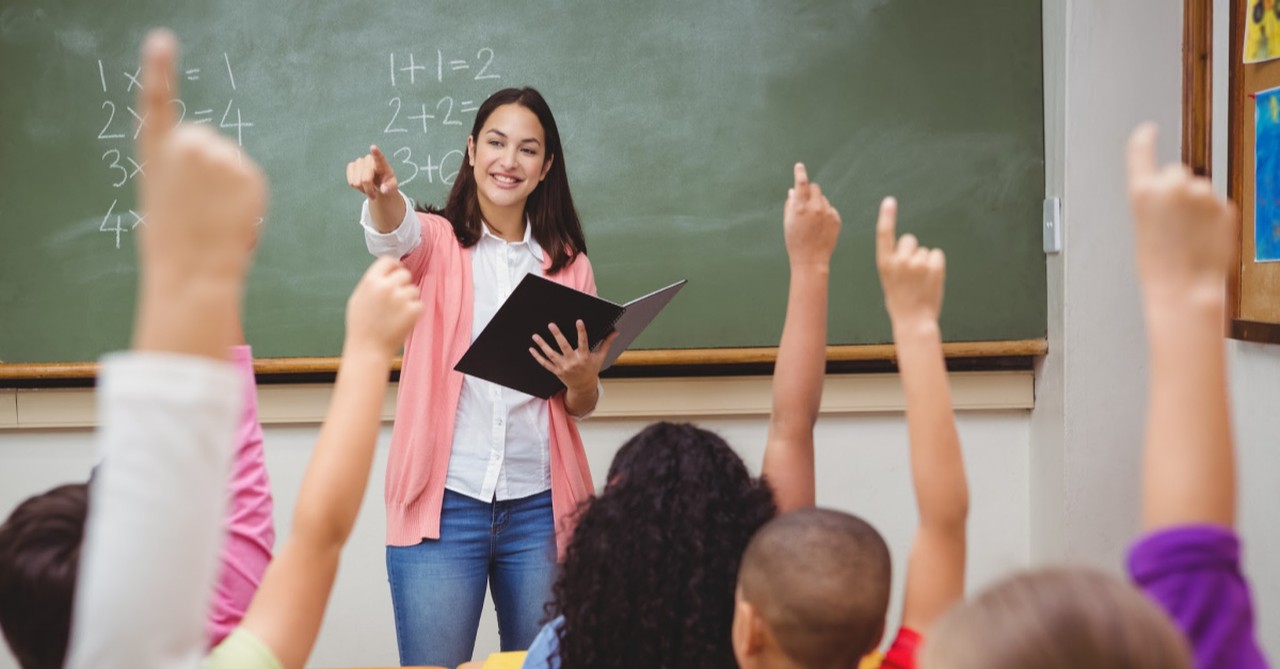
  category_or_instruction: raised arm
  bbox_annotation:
[347,145,408,233]
[1126,124,1237,531]
[232,257,422,669]
[1124,124,1271,669]
[875,197,968,635]
[67,28,267,669]
[761,163,841,513]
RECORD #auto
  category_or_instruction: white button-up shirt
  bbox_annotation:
[360,194,551,502]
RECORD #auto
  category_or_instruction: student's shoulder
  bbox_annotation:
[521,616,564,669]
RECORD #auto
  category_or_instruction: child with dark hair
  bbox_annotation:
[520,162,840,669]
[0,484,89,669]
[734,508,892,669]
[733,195,970,669]
[918,125,1268,669]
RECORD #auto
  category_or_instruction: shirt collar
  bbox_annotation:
[479,216,545,262]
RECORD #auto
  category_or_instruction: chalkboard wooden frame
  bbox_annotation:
[0,339,1048,383]
[0,2,1049,379]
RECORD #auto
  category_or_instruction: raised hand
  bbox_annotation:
[530,320,619,397]
[136,29,266,287]
[131,29,267,359]
[344,257,424,359]
[1126,123,1237,304]
[783,163,841,269]
[875,197,945,327]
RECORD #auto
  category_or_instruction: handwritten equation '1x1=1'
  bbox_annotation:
[94,53,256,249]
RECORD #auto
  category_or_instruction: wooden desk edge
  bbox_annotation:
[0,338,1048,381]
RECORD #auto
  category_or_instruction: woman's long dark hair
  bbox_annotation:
[547,422,778,669]
[418,87,586,274]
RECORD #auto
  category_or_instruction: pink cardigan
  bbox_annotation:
[385,212,596,556]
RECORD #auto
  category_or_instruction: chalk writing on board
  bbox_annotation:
[374,47,507,200]
[385,95,473,134]
[392,147,465,187]
[93,54,254,249]
[388,47,501,87]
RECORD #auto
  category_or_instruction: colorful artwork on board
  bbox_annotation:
[1255,86,1280,261]
[1245,0,1280,63]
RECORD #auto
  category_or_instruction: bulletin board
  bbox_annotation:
[1226,0,1280,342]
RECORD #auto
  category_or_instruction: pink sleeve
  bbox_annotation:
[573,253,597,295]
[206,345,276,648]
[399,212,447,283]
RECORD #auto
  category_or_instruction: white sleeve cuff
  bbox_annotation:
[359,191,421,258]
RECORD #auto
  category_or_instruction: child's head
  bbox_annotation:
[919,567,1192,669]
[732,508,891,669]
[437,86,585,273]
[0,483,89,669]
[549,421,777,668]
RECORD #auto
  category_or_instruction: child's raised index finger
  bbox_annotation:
[1126,122,1159,185]
[875,196,898,262]
[139,29,179,167]
[793,162,810,201]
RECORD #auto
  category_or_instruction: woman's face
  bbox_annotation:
[467,103,553,217]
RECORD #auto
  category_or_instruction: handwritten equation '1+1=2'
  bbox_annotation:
[382,47,501,188]
[94,53,256,249]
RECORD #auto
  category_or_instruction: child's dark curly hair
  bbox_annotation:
[547,421,778,669]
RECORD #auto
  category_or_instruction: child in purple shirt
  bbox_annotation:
[1129,525,1266,668]
[1119,123,1267,668]
[918,126,1269,668]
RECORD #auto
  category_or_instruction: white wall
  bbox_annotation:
[1229,342,1280,661]
[0,406,1030,668]
[1030,0,1183,570]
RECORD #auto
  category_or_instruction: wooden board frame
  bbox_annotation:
[0,339,1048,385]
[1221,0,1280,340]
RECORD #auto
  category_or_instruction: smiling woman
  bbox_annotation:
[343,87,601,668]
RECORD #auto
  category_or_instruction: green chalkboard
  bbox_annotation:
[0,0,1045,365]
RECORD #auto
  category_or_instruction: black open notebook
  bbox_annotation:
[454,275,687,399]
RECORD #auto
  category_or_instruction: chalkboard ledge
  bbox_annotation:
[0,370,1034,430]
[0,339,1046,387]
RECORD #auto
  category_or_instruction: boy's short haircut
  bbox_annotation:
[739,507,892,667]
[0,483,89,669]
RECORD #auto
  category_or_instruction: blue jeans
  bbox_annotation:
[386,489,557,667]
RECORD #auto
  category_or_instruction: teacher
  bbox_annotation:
[344,87,614,668]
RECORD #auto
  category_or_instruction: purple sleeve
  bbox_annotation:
[206,345,276,648]
[1128,524,1268,669]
